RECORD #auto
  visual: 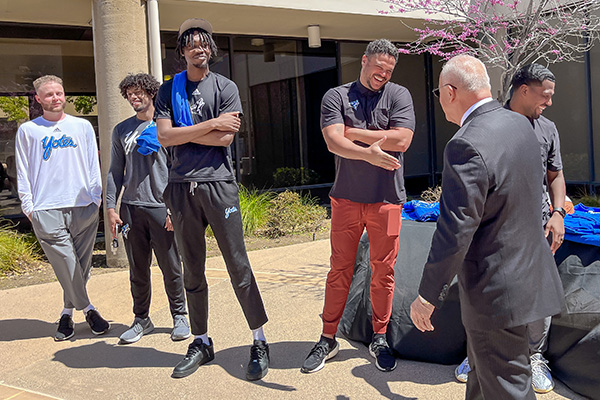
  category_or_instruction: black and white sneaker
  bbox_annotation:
[246,340,270,381]
[172,338,215,378]
[55,314,74,341]
[301,336,339,373]
[369,334,397,372]
[85,309,110,335]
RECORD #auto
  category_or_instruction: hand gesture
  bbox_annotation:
[215,112,241,132]
[410,296,435,332]
[365,137,401,171]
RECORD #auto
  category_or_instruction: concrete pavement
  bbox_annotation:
[0,239,586,400]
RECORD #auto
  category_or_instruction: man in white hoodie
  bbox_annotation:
[16,75,109,341]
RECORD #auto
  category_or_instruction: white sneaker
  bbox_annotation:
[531,353,554,393]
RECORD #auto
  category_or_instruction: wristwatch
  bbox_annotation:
[418,295,431,305]
[552,207,566,218]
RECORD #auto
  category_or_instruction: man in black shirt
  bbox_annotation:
[301,39,415,374]
[155,18,269,381]
[106,73,189,345]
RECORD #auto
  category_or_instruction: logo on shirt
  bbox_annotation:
[123,122,150,155]
[349,100,360,110]
[53,127,61,133]
[41,135,78,161]
[192,88,201,96]
[225,206,238,219]
[190,97,205,115]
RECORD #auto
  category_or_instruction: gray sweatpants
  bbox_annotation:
[31,203,99,310]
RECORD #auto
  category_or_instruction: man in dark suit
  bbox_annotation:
[410,55,564,399]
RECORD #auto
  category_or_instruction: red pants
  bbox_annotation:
[322,197,402,336]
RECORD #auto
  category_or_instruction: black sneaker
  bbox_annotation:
[172,338,215,378]
[55,314,74,341]
[85,309,110,335]
[247,340,270,381]
[301,336,339,373]
[369,334,397,372]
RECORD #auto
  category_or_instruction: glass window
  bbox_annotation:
[431,57,458,176]
[542,61,590,182]
[231,37,337,188]
[0,38,95,93]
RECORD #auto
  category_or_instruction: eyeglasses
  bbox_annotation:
[126,89,146,99]
[432,84,457,98]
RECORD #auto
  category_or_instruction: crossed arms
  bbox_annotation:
[322,123,413,171]
[156,111,241,147]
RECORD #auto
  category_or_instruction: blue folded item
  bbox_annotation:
[136,122,161,155]
[171,71,193,127]
[402,200,440,222]
[564,203,600,247]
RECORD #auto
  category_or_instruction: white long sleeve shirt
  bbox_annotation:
[15,114,102,216]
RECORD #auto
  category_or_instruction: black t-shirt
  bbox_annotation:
[505,103,563,224]
[154,72,243,183]
[321,80,416,204]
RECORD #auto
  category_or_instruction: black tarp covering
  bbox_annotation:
[547,240,600,400]
[338,220,467,365]
[339,221,600,399]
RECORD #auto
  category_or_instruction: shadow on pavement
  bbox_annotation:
[209,340,364,392]
[52,341,181,368]
[0,318,127,342]
[348,338,456,400]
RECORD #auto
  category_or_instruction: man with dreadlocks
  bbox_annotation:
[106,73,190,345]
[154,19,269,381]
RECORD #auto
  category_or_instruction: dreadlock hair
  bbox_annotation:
[175,29,218,60]
[118,73,161,100]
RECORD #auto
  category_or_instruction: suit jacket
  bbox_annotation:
[419,100,565,331]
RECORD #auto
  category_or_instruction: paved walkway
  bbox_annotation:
[0,240,586,400]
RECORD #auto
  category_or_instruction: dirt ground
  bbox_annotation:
[0,227,330,290]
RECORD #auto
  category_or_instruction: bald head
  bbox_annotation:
[441,55,491,94]
[437,55,493,126]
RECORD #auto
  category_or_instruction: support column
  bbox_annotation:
[92,0,150,267]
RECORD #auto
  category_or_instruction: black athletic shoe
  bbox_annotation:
[369,334,397,372]
[172,338,215,379]
[55,314,74,341]
[301,336,339,373]
[246,340,270,381]
[85,309,110,335]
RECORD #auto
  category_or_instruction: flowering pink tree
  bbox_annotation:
[381,0,600,101]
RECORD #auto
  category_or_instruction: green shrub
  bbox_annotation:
[0,223,43,276]
[204,185,275,237]
[273,167,320,187]
[574,194,600,208]
[238,185,276,235]
[261,191,327,238]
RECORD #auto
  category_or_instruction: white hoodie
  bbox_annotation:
[16,114,102,216]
